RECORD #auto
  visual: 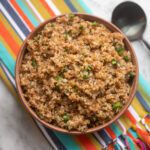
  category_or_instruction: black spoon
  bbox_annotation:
[112,1,150,49]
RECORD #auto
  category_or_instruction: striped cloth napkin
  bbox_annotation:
[0,0,150,149]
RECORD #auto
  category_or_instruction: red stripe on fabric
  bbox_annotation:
[75,135,97,150]
[40,0,55,17]
[0,20,19,56]
[108,144,115,150]
[105,127,116,140]
[125,110,136,124]
[10,0,34,30]
[145,117,150,124]
[127,132,134,139]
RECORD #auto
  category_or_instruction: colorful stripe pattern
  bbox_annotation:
[0,0,150,149]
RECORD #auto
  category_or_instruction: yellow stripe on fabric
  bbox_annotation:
[131,97,147,118]
[0,13,22,46]
[52,0,72,13]
[70,0,85,13]
[30,0,51,20]
[0,69,17,98]
[121,113,145,131]
[119,117,130,130]
[0,36,16,60]
[136,122,147,131]
[87,134,103,150]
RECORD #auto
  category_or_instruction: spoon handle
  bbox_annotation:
[142,37,150,50]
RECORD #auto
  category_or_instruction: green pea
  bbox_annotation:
[124,56,129,62]
[115,47,125,55]
[92,21,97,26]
[111,59,117,65]
[112,101,122,110]
[63,113,69,123]
[128,71,135,79]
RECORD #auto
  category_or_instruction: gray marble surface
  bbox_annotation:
[0,0,150,150]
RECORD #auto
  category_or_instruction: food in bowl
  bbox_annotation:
[19,14,135,132]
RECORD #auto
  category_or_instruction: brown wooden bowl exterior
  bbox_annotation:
[15,13,139,135]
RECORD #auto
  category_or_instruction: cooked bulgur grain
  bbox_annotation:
[20,15,135,131]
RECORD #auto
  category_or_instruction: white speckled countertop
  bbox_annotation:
[0,0,150,150]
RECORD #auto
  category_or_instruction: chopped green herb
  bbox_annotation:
[54,85,60,92]
[64,48,68,52]
[73,85,78,92]
[82,69,90,79]
[123,56,129,62]
[68,13,75,19]
[115,47,125,55]
[64,34,68,40]
[113,42,117,47]
[111,59,117,65]
[92,21,97,26]
[39,114,44,119]
[55,75,63,81]
[31,59,38,68]
[112,101,122,110]
[61,66,68,74]
[79,25,84,30]
[64,30,71,40]
[86,65,93,72]
[64,31,69,36]
[92,116,98,122]
[83,74,89,79]
[128,71,135,79]
[51,23,55,27]
[82,65,92,79]
[63,113,69,123]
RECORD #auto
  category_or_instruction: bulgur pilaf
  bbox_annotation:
[20,14,135,131]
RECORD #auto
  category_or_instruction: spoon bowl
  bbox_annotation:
[112,1,150,49]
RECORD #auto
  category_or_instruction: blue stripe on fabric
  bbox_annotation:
[45,128,67,150]
[136,91,150,112]
[1,0,29,36]
[0,42,15,77]
[0,58,16,89]
[98,129,112,145]
[110,123,122,137]
[128,128,138,138]
[64,0,77,12]
[16,0,39,27]
[114,143,121,150]
[76,0,92,13]
[139,74,150,97]
[54,132,81,150]
[0,10,24,41]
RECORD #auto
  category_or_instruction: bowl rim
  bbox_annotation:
[15,13,139,135]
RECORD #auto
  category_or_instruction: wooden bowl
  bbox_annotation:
[15,13,139,135]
